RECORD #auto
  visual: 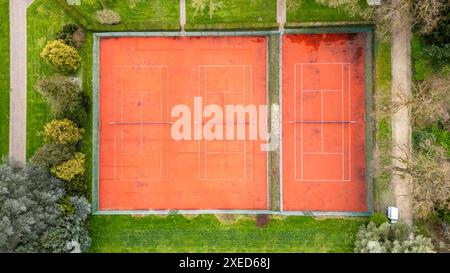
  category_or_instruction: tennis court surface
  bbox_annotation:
[99,36,268,211]
[282,33,368,212]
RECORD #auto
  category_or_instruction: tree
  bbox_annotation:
[56,93,89,128]
[41,119,84,145]
[40,40,81,74]
[0,165,91,252]
[35,75,83,114]
[30,143,76,169]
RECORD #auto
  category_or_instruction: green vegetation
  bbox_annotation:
[51,152,86,181]
[40,40,81,74]
[286,0,368,26]
[0,0,9,159]
[95,8,121,25]
[81,32,93,201]
[414,125,450,157]
[354,222,435,253]
[373,42,394,212]
[89,215,366,253]
[0,165,91,253]
[268,35,280,211]
[412,36,433,81]
[56,0,180,31]
[186,0,278,30]
[27,0,73,158]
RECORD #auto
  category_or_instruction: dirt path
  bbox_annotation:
[9,0,34,166]
[391,0,413,225]
[277,0,286,32]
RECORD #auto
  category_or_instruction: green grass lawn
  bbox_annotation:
[373,42,394,211]
[286,0,368,25]
[27,0,73,158]
[81,31,93,201]
[89,215,366,253]
[0,0,9,160]
[185,0,278,30]
[57,0,180,31]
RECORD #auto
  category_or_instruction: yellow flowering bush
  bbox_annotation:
[42,119,84,145]
[40,40,81,74]
[51,152,86,182]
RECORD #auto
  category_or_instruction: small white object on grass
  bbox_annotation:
[388,206,399,224]
[67,241,81,253]
[367,0,381,5]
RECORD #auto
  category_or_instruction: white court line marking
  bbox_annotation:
[341,64,345,180]
[113,65,169,181]
[321,88,324,153]
[293,63,352,182]
[198,65,253,181]
[250,65,254,181]
[302,89,342,92]
[163,69,166,180]
[204,66,207,179]
[300,64,303,180]
[243,65,247,181]
[120,67,123,180]
[140,92,143,155]
[348,64,352,181]
[300,63,351,65]
[113,67,118,182]
[293,64,297,180]
[303,152,344,155]
[198,66,202,180]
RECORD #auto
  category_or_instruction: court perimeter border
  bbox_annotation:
[92,27,373,217]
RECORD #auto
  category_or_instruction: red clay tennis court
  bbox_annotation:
[282,33,368,212]
[99,36,268,211]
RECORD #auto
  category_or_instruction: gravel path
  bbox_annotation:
[391,0,413,225]
[277,0,286,32]
[180,0,186,33]
[9,0,34,166]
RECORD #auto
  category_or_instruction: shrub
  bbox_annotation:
[55,24,83,48]
[369,213,389,227]
[354,222,435,253]
[0,165,64,252]
[0,165,91,252]
[423,44,450,67]
[35,75,83,114]
[51,153,86,182]
[40,40,81,74]
[66,175,89,198]
[30,143,76,169]
[56,102,88,128]
[391,234,436,253]
[414,125,450,157]
[39,196,91,253]
[41,119,84,145]
[436,207,450,224]
[59,195,76,216]
[95,9,121,25]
